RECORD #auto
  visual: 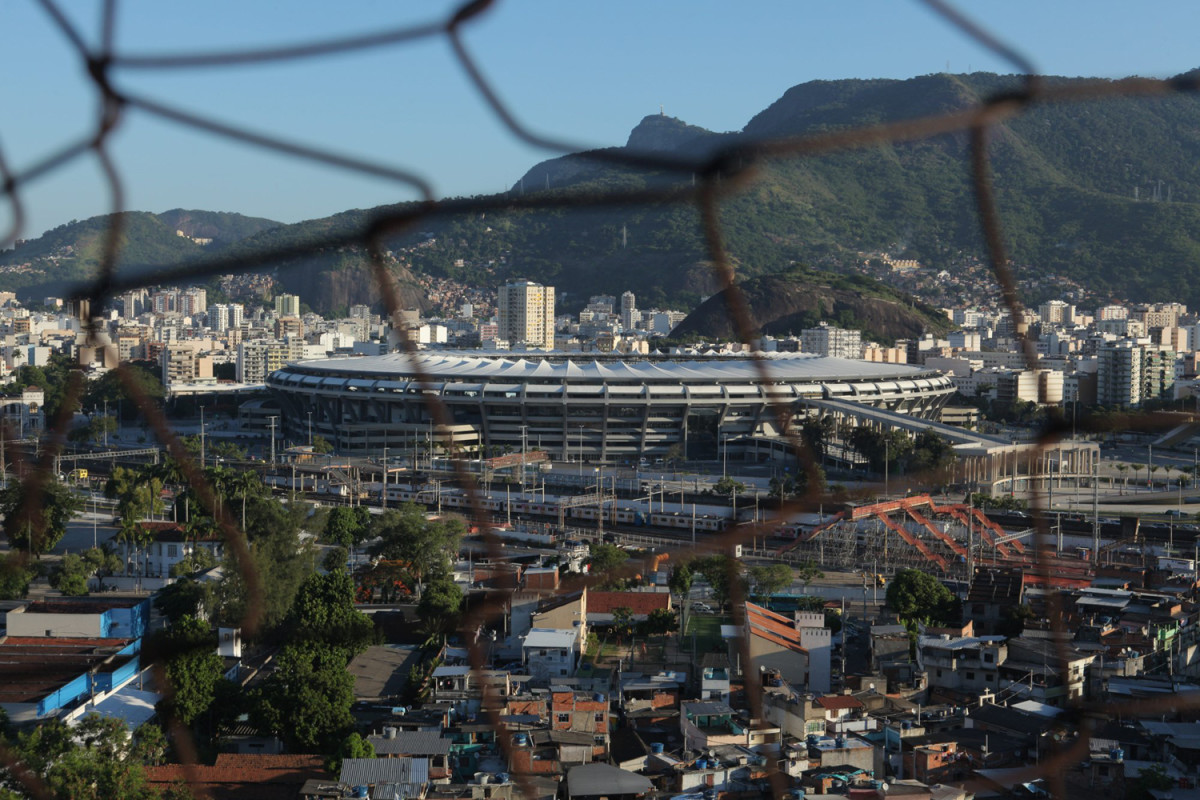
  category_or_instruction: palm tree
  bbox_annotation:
[1115,464,1128,494]
[1130,463,1144,491]
[1150,464,1162,488]
[227,470,262,532]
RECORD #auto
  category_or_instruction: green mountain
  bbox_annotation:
[8,70,1200,315]
[0,210,281,298]
[671,265,954,343]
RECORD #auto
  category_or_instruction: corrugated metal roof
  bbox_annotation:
[367,730,451,755]
[339,757,428,787]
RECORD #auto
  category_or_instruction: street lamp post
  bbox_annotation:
[578,425,584,478]
[884,437,889,499]
[722,434,728,479]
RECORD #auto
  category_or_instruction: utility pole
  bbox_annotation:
[268,416,278,466]
[307,411,313,447]
[382,445,388,510]
[1092,458,1100,566]
[200,405,205,469]
[521,424,528,494]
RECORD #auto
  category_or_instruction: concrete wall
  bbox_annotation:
[6,609,103,638]
[749,636,808,687]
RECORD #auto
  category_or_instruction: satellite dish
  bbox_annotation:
[880,783,889,794]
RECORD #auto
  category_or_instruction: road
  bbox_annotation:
[53,514,119,555]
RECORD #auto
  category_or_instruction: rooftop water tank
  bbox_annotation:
[651,742,665,754]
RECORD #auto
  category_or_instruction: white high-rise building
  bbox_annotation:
[801,322,862,360]
[498,281,555,349]
[209,303,244,333]
[620,291,637,330]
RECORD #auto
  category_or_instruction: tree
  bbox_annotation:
[210,497,315,629]
[668,563,693,597]
[643,608,677,637]
[49,553,92,596]
[587,543,628,577]
[886,569,959,627]
[0,477,83,557]
[610,606,635,641]
[252,641,356,752]
[368,504,462,588]
[324,506,369,548]
[1129,764,1174,800]
[328,732,375,774]
[82,544,124,590]
[154,577,213,625]
[1130,463,1145,488]
[794,559,824,594]
[689,554,747,610]
[312,435,334,455]
[14,714,150,800]
[156,615,225,728]
[170,545,217,577]
[748,563,794,600]
[131,722,169,766]
[0,551,37,599]
[288,570,376,654]
[83,361,165,418]
[416,577,463,637]
[712,476,747,496]
[323,545,349,573]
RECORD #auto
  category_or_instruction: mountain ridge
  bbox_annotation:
[7,69,1200,319]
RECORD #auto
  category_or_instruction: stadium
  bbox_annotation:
[266,351,956,460]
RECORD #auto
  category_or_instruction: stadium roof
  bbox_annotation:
[284,351,941,383]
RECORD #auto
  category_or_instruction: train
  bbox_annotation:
[373,483,730,533]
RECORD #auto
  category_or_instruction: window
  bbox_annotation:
[966,672,975,680]
[595,712,604,722]
[936,669,943,678]
[557,713,570,723]
[168,545,178,558]
[983,653,994,663]
[560,669,568,675]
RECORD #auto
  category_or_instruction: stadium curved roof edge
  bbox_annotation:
[281,351,940,383]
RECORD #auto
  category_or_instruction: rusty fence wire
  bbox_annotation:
[1,0,1198,798]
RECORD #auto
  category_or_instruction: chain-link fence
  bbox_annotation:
[2,1,1198,798]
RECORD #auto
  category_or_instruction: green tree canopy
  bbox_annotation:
[748,563,794,600]
[323,506,370,548]
[689,554,747,610]
[587,543,628,576]
[155,615,225,728]
[668,563,693,597]
[416,577,463,638]
[1,477,83,557]
[252,641,356,752]
[885,569,960,627]
[368,504,462,585]
[288,570,376,654]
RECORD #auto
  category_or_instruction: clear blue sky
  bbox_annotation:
[2,0,1198,240]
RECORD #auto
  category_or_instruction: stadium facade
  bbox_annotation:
[266,351,956,460]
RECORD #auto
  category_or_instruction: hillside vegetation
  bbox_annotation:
[6,70,1200,315]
